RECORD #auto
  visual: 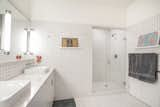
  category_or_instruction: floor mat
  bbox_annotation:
[53,99,76,107]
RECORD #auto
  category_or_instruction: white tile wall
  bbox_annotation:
[0,59,34,80]
[127,14,160,107]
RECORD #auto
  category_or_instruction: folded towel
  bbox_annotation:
[129,53,158,83]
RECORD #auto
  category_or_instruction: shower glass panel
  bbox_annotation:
[92,28,126,93]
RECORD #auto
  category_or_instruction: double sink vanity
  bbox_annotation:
[0,65,55,107]
[0,1,55,107]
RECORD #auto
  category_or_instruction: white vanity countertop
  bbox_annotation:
[11,67,55,107]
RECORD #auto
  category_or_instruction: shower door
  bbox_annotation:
[92,28,126,92]
[110,30,126,87]
[92,28,110,84]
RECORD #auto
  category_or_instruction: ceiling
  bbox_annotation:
[7,0,135,17]
[7,0,135,26]
[72,0,135,7]
[8,0,135,11]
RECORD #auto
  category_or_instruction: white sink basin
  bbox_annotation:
[24,66,49,75]
[0,80,30,107]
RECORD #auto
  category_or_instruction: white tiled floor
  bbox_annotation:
[93,81,124,91]
[75,92,149,107]
[92,81,125,95]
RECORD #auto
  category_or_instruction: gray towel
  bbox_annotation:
[129,53,158,83]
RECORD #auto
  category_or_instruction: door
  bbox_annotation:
[110,30,126,87]
[92,28,110,83]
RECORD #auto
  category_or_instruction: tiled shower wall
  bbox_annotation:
[127,14,160,107]
[127,14,160,53]
[0,59,34,80]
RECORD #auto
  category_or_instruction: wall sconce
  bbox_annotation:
[1,10,12,55]
[24,28,34,55]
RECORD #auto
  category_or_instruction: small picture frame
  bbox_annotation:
[137,32,160,48]
[61,37,79,48]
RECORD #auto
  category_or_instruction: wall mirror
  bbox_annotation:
[0,0,30,56]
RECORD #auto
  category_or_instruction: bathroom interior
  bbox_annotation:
[0,0,160,107]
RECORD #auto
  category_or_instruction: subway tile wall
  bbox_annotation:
[127,14,160,53]
[0,59,34,80]
[127,14,160,107]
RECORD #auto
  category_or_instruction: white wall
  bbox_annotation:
[127,0,160,26]
[92,29,110,82]
[30,21,92,100]
[30,0,126,28]
[127,28,160,107]
[127,0,160,107]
